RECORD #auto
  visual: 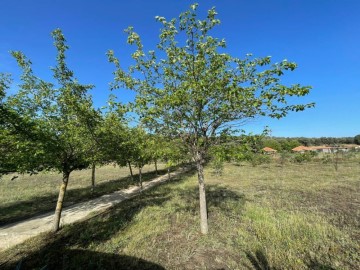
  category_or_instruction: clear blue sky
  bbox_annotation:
[1,0,359,137]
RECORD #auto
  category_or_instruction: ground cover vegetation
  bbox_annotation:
[0,160,358,269]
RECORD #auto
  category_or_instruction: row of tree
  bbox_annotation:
[0,30,188,231]
[1,4,314,234]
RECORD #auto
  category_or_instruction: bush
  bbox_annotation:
[279,151,292,166]
[245,153,271,167]
[321,154,332,164]
[210,158,224,176]
[293,152,315,163]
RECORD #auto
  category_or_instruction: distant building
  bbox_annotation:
[262,147,277,155]
[307,146,332,153]
[291,146,311,153]
[292,144,359,153]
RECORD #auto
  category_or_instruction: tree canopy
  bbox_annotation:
[2,29,100,231]
[354,134,360,145]
[108,3,314,234]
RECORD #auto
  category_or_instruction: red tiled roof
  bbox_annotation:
[262,147,277,152]
[292,146,310,151]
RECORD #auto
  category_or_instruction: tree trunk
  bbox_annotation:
[334,150,339,171]
[138,166,142,189]
[128,161,134,181]
[154,159,158,175]
[53,171,70,232]
[167,167,171,181]
[91,163,96,193]
[196,152,208,234]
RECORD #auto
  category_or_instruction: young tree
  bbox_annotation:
[0,73,52,177]
[6,29,97,232]
[108,4,313,234]
[0,74,21,176]
[147,135,163,175]
[96,107,129,176]
[160,137,189,180]
[130,127,152,188]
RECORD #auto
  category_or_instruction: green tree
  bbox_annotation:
[130,127,152,188]
[231,132,268,165]
[280,139,301,151]
[96,105,130,176]
[108,4,313,234]
[262,138,282,151]
[6,29,98,232]
[0,73,51,176]
[160,137,189,180]
[147,134,163,175]
[354,134,360,145]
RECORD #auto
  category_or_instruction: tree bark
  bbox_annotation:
[154,159,158,175]
[138,166,142,189]
[53,170,70,232]
[128,161,134,181]
[196,152,208,234]
[167,167,171,181]
[91,163,96,193]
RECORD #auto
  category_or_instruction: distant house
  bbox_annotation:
[262,147,277,155]
[307,146,332,153]
[291,146,311,153]
[339,144,360,152]
[292,145,359,154]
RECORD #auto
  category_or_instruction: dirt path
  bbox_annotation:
[0,168,190,251]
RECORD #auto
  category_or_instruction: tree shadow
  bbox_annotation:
[0,168,197,269]
[245,250,278,270]
[173,184,246,219]
[245,249,337,270]
[13,249,165,270]
[306,259,336,270]
[0,169,168,225]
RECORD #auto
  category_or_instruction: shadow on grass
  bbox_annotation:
[0,167,248,270]
[0,168,196,269]
[245,249,336,270]
[173,183,246,219]
[245,250,278,270]
[306,259,336,270]
[0,169,168,226]
[14,249,165,270]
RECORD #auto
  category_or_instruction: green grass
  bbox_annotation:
[0,161,359,269]
[0,164,165,225]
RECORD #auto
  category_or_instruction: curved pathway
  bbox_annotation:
[0,167,190,251]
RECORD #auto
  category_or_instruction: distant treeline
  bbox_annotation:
[276,136,356,146]
[261,135,360,152]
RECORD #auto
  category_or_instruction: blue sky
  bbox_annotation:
[1,0,359,137]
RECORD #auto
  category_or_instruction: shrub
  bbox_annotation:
[279,151,292,166]
[293,152,315,163]
[210,158,224,176]
[245,153,271,167]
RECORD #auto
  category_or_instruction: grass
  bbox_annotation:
[0,163,165,225]
[0,160,359,269]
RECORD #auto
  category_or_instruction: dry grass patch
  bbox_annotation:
[0,161,359,269]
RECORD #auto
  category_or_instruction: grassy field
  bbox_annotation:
[0,160,359,269]
[0,164,164,225]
